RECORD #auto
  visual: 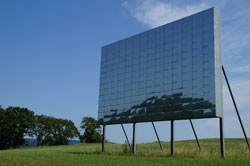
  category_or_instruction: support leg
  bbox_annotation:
[189,119,201,150]
[152,122,163,150]
[222,66,250,150]
[219,117,225,158]
[121,124,131,151]
[132,123,136,154]
[102,125,106,152]
[171,120,174,156]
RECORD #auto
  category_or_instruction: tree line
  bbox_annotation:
[0,106,102,150]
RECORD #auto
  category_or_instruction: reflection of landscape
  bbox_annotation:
[98,93,215,124]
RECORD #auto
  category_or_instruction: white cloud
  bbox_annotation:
[223,80,250,111]
[122,0,250,68]
[119,0,250,142]
[224,113,250,138]
[222,29,250,64]
[219,1,250,66]
[231,65,250,73]
[123,0,209,28]
[122,0,250,112]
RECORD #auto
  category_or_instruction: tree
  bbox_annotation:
[0,106,35,150]
[34,115,79,146]
[0,106,6,149]
[79,117,102,143]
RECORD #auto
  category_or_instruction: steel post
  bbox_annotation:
[189,119,201,150]
[121,124,131,151]
[219,117,225,157]
[171,120,174,156]
[152,122,163,150]
[102,125,106,152]
[222,66,250,149]
[132,123,136,154]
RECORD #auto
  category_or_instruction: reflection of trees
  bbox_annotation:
[98,93,215,124]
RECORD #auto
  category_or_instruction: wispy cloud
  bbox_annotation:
[223,80,250,111]
[122,0,250,108]
[122,0,250,68]
[121,0,250,140]
[123,0,209,28]
[219,1,250,67]
[231,65,250,73]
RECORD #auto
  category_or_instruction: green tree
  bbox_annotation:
[0,106,6,149]
[79,117,102,143]
[34,115,79,146]
[0,106,35,150]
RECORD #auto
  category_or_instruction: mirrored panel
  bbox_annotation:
[98,8,222,124]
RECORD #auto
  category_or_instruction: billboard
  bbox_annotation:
[98,8,222,125]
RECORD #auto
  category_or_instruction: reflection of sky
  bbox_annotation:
[114,0,250,143]
[99,8,222,124]
[0,0,249,143]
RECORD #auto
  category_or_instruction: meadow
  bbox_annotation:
[0,138,249,166]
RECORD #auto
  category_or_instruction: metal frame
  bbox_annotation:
[101,117,228,158]
[102,119,201,155]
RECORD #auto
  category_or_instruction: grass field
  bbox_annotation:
[0,138,249,166]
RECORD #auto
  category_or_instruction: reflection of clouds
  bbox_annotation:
[99,93,216,124]
[99,1,250,143]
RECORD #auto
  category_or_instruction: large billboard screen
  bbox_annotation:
[98,8,222,125]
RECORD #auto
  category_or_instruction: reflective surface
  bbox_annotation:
[98,8,223,125]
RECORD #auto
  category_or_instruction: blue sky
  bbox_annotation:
[0,0,250,144]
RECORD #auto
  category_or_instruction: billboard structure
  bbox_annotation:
[98,8,222,125]
[98,7,249,157]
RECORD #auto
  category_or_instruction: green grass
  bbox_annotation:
[0,138,249,166]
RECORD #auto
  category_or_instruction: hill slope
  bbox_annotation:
[0,138,249,166]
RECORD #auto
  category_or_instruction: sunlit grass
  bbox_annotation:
[0,138,249,166]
